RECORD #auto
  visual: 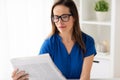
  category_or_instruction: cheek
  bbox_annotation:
[67,20,74,28]
[68,17,74,26]
[54,23,58,27]
[68,24,74,30]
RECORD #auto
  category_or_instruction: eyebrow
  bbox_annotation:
[53,13,72,16]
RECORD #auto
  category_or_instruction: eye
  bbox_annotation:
[61,15,68,19]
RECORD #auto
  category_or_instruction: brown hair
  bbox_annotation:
[50,0,86,53]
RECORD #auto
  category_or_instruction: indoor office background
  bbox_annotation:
[0,0,120,80]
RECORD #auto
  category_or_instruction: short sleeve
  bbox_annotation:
[84,35,97,57]
[39,39,50,54]
[39,38,55,59]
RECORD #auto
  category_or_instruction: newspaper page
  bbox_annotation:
[11,53,66,80]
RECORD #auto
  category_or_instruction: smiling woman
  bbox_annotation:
[0,0,53,79]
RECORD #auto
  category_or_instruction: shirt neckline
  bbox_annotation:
[56,34,76,56]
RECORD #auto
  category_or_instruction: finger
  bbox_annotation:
[12,68,19,78]
[18,78,29,80]
[13,71,26,80]
[18,74,29,80]
[25,78,29,80]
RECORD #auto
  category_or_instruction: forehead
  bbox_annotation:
[53,5,70,15]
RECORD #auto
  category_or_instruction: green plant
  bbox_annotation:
[95,0,109,12]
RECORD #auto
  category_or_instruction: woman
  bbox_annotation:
[12,0,96,80]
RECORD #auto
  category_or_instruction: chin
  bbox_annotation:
[58,29,66,33]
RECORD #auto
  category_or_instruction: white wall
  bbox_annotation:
[114,0,120,77]
[0,0,53,79]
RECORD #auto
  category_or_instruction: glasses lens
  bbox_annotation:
[61,14,69,22]
[52,15,58,23]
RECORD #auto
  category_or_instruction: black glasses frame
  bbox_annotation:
[52,14,72,23]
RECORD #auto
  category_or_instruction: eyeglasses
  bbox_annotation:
[52,14,72,23]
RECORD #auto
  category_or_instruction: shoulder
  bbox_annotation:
[82,32,95,44]
[41,34,60,49]
[82,32,97,57]
[44,34,59,44]
[39,34,59,55]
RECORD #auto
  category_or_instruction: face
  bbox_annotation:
[53,5,74,34]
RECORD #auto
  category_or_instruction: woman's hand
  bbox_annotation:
[12,68,29,80]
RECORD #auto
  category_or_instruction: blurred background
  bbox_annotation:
[0,0,53,79]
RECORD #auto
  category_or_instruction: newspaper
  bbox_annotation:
[11,53,66,80]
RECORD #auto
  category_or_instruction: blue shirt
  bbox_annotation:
[39,32,96,79]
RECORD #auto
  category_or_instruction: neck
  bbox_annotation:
[59,32,73,42]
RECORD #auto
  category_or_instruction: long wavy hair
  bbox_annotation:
[50,0,86,53]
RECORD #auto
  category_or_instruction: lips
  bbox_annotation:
[58,26,66,28]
